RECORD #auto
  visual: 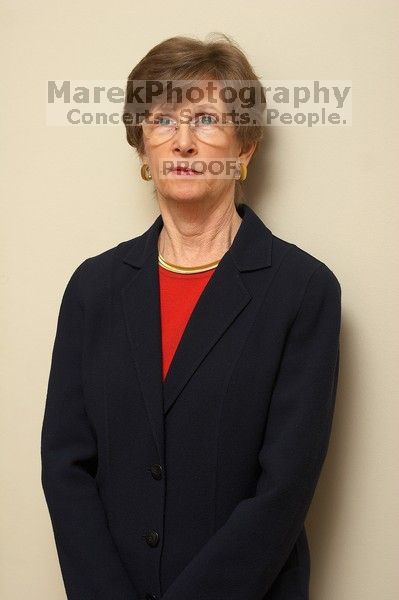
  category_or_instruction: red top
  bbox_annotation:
[158,264,216,380]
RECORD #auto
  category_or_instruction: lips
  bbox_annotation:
[169,167,203,175]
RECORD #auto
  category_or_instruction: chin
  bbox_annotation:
[161,183,212,203]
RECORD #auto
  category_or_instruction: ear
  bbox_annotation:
[238,142,257,166]
[139,151,148,165]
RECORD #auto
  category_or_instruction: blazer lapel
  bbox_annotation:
[121,202,273,455]
[162,249,251,414]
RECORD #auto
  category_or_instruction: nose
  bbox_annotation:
[171,123,197,156]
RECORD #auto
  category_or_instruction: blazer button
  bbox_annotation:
[150,463,163,480]
[144,529,159,547]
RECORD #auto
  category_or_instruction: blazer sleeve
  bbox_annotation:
[40,261,140,600]
[161,263,342,600]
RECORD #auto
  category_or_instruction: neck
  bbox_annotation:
[157,200,242,268]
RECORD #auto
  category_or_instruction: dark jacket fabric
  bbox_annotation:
[41,201,342,600]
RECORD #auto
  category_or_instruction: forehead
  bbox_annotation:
[150,79,229,112]
[153,101,223,112]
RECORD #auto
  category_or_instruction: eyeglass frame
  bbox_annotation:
[137,109,237,140]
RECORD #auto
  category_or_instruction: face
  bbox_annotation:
[139,82,256,207]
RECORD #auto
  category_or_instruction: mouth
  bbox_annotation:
[168,166,203,176]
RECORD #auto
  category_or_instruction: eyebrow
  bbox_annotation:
[153,102,220,112]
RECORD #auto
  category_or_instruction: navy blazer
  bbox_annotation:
[41,201,342,600]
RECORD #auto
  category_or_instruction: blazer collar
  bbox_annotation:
[121,202,273,459]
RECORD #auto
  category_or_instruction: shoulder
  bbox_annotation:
[62,233,143,304]
[270,231,342,300]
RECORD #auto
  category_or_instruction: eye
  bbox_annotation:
[153,114,175,126]
[194,113,218,126]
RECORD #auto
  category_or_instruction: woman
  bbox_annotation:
[41,34,341,600]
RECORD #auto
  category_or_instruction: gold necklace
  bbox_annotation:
[158,251,220,274]
[157,219,240,274]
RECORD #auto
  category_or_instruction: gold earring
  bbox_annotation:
[141,164,152,181]
[239,162,247,181]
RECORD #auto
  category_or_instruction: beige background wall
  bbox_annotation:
[1,1,398,598]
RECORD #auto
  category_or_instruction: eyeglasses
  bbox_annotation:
[139,111,236,144]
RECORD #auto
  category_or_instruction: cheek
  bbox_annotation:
[201,150,238,182]
[148,151,170,178]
